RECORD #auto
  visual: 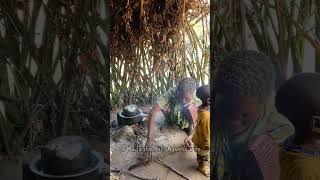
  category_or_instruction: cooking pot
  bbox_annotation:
[117,104,146,126]
[23,136,105,180]
[40,136,91,175]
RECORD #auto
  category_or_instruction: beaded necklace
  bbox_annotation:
[283,137,320,158]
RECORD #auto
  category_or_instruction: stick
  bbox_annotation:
[128,161,147,171]
[111,168,159,180]
[155,158,192,180]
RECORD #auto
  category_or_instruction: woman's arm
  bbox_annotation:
[144,104,161,162]
[184,120,198,148]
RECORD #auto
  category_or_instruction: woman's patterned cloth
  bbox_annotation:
[156,87,201,129]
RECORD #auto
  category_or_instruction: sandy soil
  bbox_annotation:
[110,107,210,180]
[0,106,209,180]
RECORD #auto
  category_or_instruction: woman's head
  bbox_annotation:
[214,50,275,138]
[196,85,210,106]
[276,73,320,144]
[176,77,197,105]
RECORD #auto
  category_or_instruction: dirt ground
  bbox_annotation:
[110,107,210,180]
[0,106,209,180]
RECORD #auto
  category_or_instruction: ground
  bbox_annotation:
[0,106,209,180]
[110,106,210,180]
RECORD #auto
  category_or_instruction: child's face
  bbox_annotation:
[309,101,320,140]
[312,114,320,139]
[206,97,210,106]
[215,93,263,138]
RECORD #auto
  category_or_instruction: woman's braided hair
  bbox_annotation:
[176,77,198,96]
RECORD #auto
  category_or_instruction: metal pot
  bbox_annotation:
[117,110,143,126]
[23,136,105,180]
[122,104,140,117]
[40,136,91,175]
[117,104,145,126]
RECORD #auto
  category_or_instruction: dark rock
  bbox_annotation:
[111,120,118,128]
[112,125,136,142]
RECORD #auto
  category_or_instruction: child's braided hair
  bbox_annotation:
[214,50,275,99]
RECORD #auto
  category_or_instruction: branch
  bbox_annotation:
[111,168,159,180]
[292,20,320,54]
[155,158,192,180]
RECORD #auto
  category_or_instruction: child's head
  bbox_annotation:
[214,50,275,137]
[276,73,320,144]
[196,85,210,106]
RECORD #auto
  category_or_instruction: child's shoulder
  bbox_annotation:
[280,149,320,179]
[280,147,320,161]
[197,108,210,114]
[198,106,210,111]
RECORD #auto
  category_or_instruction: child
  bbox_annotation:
[276,73,320,180]
[213,50,294,180]
[184,84,210,176]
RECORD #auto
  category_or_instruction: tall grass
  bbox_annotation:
[0,0,109,154]
[211,0,320,84]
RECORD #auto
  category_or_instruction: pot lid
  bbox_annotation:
[118,109,143,118]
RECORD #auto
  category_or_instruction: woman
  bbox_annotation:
[144,77,201,162]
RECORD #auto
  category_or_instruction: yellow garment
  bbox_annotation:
[194,146,210,156]
[198,160,210,177]
[192,109,210,150]
[280,148,320,180]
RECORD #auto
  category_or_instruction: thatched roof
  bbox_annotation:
[110,0,209,59]
[110,0,209,107]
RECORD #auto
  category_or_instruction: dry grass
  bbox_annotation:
[110,0,210,108]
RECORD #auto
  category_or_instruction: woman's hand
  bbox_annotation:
[144,138,153,163]
[184,136,193,150]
